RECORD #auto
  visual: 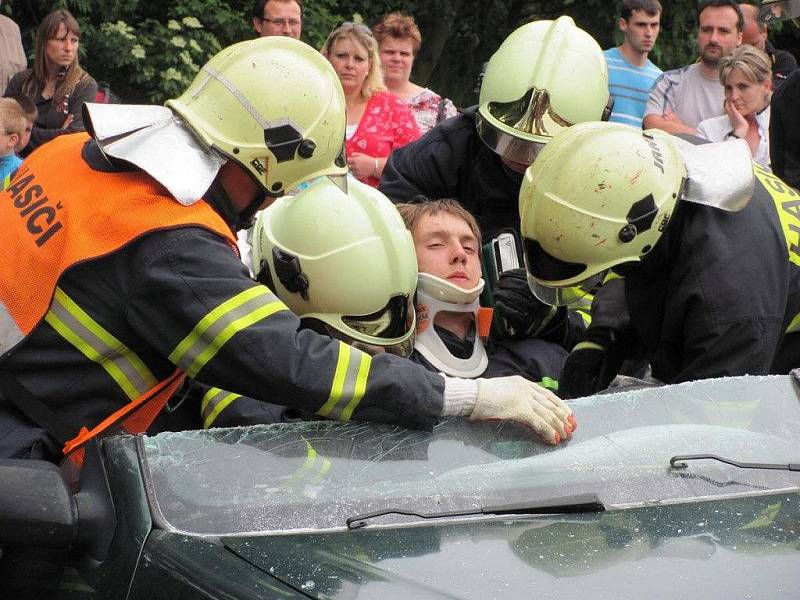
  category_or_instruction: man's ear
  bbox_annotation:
[253,16,263,35]
[618,17,628,33]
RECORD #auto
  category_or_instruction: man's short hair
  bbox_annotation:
[0,98,29,139]
[396,198,482,247]
[698,0,745,32]
[621,0,662,20]
[4,93,38,124]
[251,0,303,19]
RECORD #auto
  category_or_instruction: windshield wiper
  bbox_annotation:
[346,492,605,530]
[670,454,800,472]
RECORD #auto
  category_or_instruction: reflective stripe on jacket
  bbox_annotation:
[0,133,235,457]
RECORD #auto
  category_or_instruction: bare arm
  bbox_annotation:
[643,110,697,135]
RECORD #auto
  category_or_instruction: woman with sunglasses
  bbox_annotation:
[697,44,772,169]
[322,22,420,187]
[3,9,97,156]
[372,13,457,135]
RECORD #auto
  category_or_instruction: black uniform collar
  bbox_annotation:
[203,178,242,232]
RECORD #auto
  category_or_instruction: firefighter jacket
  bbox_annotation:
[379,107,524,241]
[620,165,800,383]
[0,134,444,460]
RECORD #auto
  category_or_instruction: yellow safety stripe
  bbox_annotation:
[316,341,371,421]
[787,313,800,335]
[2,173,10,191]
[285,441,332,490]
[169,286,288,378]
[576,309,591,328]
[201,386,242,429]
[45,287,158,400]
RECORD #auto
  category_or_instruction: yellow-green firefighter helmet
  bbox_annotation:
[477,16,611,167]
[252,178,418,356]
[519,122,687,305]
[167,37,347,196]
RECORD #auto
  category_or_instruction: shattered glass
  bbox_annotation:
[141,375,800,536]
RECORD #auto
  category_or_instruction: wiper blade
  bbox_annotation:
[346,493,605,530]
[670,454,800,472]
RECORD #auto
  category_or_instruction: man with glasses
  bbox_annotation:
[252,0,302,40]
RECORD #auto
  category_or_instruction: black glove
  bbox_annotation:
[560,278,631,399]
[491,268,558,340]
[560,327,624,399]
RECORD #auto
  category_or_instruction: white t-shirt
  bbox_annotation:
[697,106,771,169]
[644,63,725,129]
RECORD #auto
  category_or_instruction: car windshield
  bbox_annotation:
[141,375,800,536]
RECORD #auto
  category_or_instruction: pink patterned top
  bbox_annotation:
[346,91,420,187]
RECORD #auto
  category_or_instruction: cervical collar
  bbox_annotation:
[83,103,226,206]
[414,272,488,378]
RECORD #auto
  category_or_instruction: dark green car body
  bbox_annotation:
[2,374,800,599]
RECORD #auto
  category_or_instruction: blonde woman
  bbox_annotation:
[322,22,420,187]
[697,44,772,169]
[3,9,97,156]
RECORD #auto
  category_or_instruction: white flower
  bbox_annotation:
[182,16,203,29]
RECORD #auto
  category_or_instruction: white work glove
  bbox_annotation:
[471,376,576,445]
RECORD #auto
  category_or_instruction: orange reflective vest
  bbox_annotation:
[0,133,237,462]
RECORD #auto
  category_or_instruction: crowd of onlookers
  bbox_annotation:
[1,0,798,193]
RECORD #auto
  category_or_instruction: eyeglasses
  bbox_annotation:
[259,17,301,28]
[336,21,373,37]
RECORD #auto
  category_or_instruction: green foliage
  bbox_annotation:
[5,0,799,107]
[83,16,223,103]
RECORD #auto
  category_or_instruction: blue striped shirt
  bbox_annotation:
[603,47,662,128]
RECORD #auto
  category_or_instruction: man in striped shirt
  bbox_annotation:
[603,0,662,128]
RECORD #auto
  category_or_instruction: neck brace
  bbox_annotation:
[83,103,226,206]
[414,272,488,378]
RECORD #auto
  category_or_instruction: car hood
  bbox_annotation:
[224,491,800,600]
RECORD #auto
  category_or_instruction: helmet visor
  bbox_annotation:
[302,295,416,358]
[523,238,588,282]
[477,115,546,165]
[487,87,573,138]
[527,271,607,307]
[341,295,414,340]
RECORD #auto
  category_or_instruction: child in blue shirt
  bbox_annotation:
[0,96,35,189]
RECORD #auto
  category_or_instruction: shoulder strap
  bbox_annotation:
[0,371,77,445]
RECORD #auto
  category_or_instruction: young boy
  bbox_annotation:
[5,94,37,154]
[397,198,567,387]
[0,96,35,189]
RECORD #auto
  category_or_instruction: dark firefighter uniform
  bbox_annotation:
[618,165,800,382]
[0,134,444,461]
[770,68,800,191]
[378,108,523,241]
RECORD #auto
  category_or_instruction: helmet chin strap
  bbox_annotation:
[414,273,488,378]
